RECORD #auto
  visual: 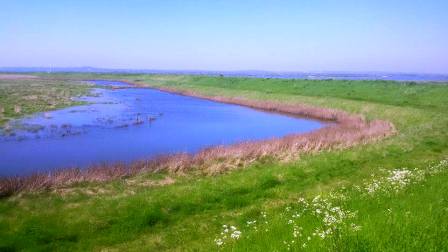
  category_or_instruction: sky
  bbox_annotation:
[1,0,447,73]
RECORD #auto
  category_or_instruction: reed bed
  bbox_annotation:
[0,89,395,197]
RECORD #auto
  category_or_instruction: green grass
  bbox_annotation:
[0,74,447,251]
[216,159,448,251]
[0,78,91,126]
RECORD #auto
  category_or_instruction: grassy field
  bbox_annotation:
[0,74,447,251]
[0,77,91,126]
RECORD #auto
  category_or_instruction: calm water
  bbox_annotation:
[0,81,323,176]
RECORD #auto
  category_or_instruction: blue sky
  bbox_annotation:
[1,0,447,73]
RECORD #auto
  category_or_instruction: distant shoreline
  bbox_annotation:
[1,68,448,82]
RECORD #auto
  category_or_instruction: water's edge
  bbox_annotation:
[0,80,395,196]
[0,80,324,176]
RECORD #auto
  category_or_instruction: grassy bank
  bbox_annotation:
[0,76,92,126]
[1,76,394,195]
[0,74,447,251]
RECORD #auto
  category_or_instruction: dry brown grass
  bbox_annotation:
[0,87,395,197]
[0,74,39,80]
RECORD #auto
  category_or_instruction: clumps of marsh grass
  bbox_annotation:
[0,159,179,197]
[0,91,395,196]
[212,158,448,250]
[0,74,39,80]
[13,105,21,114]
[0,78,91,128]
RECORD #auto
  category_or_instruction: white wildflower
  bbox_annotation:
[214,238,224,246]
[231,230,241,239]
[351,223,362,231]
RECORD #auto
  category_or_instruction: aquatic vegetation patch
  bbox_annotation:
[0,77,91,127]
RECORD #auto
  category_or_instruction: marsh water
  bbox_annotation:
[0,80,323,176]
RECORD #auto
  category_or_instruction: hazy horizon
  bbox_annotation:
[1,1,448,74]
[2,66,448,76]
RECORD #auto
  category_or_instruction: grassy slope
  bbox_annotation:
[0,78,91,126]
[0,74,447,251]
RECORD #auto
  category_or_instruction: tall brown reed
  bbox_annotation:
[0,86,395,197]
